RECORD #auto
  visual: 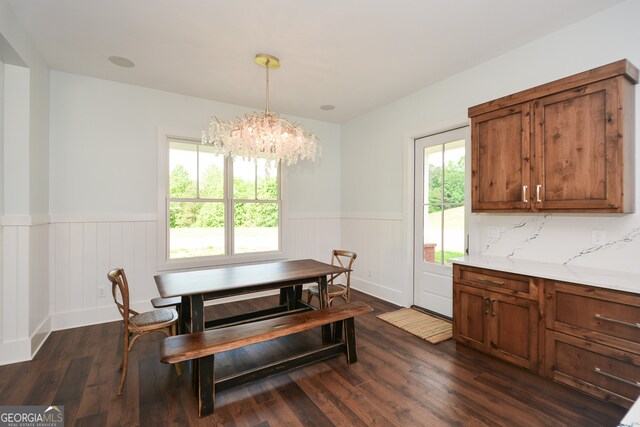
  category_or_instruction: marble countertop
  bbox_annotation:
[451,255,640,295]
[619,396,640,426]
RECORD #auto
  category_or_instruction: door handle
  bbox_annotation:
[522,185,528,203]
[483,297,490,316]
[536,184,542,202]
[490,299,496,317]
[594,367,640,388]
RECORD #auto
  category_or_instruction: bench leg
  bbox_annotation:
[333,319,343,342]
[344,317,358,364]
[198,355,215,417]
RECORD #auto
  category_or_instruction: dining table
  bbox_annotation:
[154,258,350,406]
[154,258,349,337]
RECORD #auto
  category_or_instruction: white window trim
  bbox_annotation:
[157,128,287,271]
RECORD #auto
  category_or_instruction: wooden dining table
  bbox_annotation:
[154,259,350,413]
[154,258,349,337]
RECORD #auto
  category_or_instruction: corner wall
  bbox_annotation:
[0,0,50,365]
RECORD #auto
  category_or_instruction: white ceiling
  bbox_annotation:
[7,0,626,122]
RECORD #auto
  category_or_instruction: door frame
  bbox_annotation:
[402,119,475,308]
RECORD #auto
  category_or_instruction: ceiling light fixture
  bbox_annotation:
[202,54,318,165]
[108,56,135,68]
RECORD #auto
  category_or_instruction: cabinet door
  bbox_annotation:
[532,79,622,211]
[453,284,489,352]
[489,293,539,370]
[471,103,531,212]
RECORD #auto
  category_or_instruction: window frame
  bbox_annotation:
[157,129,286,271]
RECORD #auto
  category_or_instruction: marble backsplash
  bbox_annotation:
[474,213,640,274]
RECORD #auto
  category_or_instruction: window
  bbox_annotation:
[422,138,466,265]
[163,137,281,265]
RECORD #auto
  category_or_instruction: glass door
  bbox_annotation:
[413,126,468,316]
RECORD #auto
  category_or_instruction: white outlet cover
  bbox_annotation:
[487,226,500,239]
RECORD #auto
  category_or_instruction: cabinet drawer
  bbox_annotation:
[546,331,640,408]
[456,265,532,296]
[546,281,640,354]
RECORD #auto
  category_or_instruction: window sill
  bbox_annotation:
[157,251,287,272]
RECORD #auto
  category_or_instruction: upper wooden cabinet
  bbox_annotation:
[469,59,638,213]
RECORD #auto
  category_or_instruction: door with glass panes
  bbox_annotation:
[413,127,468,317]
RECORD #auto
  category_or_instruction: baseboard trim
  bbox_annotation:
[0,339,31,365]
[351,276,404,306]
[30,316,52,356]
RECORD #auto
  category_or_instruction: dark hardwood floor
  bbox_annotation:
[0,290,626,426]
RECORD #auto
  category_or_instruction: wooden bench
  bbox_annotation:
[151,296,181,308]
[161,300,372,417]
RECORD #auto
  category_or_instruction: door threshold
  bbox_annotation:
[410,305,452,322]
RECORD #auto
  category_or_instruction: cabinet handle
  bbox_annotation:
[478,277,505,286]
[594,367,640,389]
[484,297,490,316]
[490,299,496,317]
[536,184,542,203]
[594,313,640,329]
[522,185,528,203]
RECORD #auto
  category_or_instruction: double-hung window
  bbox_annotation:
[161,137,281,267]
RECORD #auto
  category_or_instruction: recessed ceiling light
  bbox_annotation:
[320,104,335,111]
[108,56,135,68]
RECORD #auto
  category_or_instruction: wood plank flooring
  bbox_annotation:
[0,290,626,426]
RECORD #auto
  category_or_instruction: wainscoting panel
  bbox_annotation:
[50,219,160,328]
[49,214,341,330]
[340,214,406,306]
[0,221,49,365]
[29,224,50,340]
[284,214,341,262]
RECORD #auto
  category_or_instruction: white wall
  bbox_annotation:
[0,57,4,215]
[48,71,342,328]
[50,71,341,215]
[341,0,640,306]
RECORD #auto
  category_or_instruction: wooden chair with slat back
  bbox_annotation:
[108,268,180,395]
[307,250,357,306]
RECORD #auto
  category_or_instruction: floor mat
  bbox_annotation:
[377,307,452,344]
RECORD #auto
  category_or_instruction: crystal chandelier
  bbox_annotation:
[202,54,318,165]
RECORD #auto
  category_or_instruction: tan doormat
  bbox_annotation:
[377,307,452,344]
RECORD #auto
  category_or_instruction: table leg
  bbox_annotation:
[319,275,331,344]
[284,286,296,311]
[189,294,206,397]
[294,285,303,308]
[180,295,191,334]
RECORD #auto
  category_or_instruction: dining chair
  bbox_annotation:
[307,250,357,307]
[108,268,180,395]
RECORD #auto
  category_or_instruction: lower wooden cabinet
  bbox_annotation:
[454,284,538,370]
[545,331,640,408]
[453,263,640,408]
[545,280,640,408]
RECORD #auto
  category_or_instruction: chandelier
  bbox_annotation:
[202,54,318,165]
